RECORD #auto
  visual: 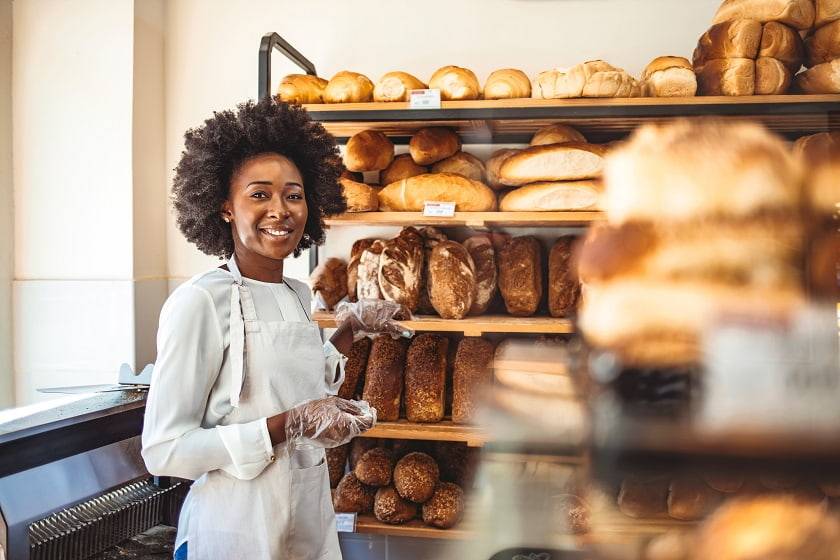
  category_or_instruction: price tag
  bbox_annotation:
[409,88,441,109]
[423,201,456,217]
[334,513,357,532]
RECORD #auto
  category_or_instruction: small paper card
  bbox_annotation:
[409,88,442,109]
[423,201,456,217]
[334,513,357,532]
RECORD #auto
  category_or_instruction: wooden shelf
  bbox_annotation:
[355,514,473,540]
[325,211,603,228]
[314,311,574,336]
[361,420,488,447]
[304,95,840,142]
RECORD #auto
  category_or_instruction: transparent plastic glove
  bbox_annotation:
[285,396,377,450]
[334,298,414,341]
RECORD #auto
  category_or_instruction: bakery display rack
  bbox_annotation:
[325,211,603,228]
[363,419,488,447]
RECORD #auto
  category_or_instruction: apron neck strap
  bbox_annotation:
[226,254,245,285]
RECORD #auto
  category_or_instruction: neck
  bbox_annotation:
[233,247,284,283]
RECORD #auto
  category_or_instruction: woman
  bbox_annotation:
[142,98,401,559]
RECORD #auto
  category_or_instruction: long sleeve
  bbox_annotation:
[141,285,274,481]
[323,340,347,396]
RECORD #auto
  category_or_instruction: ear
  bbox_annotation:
[221,201,232,223]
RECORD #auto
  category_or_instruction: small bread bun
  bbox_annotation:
[354,447,394,487]
[334,472,376,513]
[484,68,531,99]
[431,151,486,181]
[421,482,465,529]
[374,486,418,524]
[530,124,587,146]
[345,130,395,172]
[381,153,428,185]
[277,74,328,104]
[409,127,461,165]
[394,452,439,503]
[374,71,427,102]
[429,65,481,100]
[324,71,374,103]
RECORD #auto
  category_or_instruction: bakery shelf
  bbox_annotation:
[325,211,603,228]
[314,311,574,336]
[354,514,474,540]
[361,420,488,447]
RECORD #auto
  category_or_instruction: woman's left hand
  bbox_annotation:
[334,299,414,341]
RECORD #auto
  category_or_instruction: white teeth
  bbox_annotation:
[262,228,290,237]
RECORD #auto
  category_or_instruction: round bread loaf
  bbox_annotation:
[422,482,465,529]
[409,127,461,165]
[381,154,427,186]
[428,65,481,100]
[806,19,840,67]
[326,444,349,488]
[345,130,394,172]
[642,56,698,97]
[323,71,374,103]
[374,71,427,102]
[394,452,440,503]
[349,437,380,471]
[432,442,472,486]
[374,486,418,524]
[530,124,586,146]
[334,472,376,513]
[483,68,531,99]
[277,74,328,104]
[431,151,485,182]
[378,227,424,312]
[347,239,374,303]
[428,241,476,320]
[354,447,394,487]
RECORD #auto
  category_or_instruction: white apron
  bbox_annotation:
[185,256,341,560]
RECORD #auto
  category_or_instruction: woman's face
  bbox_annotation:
[222,152,308,263]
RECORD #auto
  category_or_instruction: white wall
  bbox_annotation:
[0,0,12,409]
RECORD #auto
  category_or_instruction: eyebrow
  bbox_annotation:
[245,180,303,188]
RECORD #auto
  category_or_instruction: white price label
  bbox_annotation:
[423,201,456,217]
[409,88,441,109]
[334,513,357,532]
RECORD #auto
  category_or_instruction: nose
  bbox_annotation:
[267,196,291,219]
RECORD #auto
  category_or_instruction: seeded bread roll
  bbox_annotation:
[345,130,395,172]
[394,452,440,503]
[347,239,374,303]
[463,235,497,316]
[339,177,379,212]
[326,444,350,488]
[485,149,521,190]
[428,241,476,320]
[349,438,380,471]
[381,154,427,186]
[428,65,481,100]
[354,447,394,487]
[548,236,581,318]
[323,71,374,103]
[362,336,409,421]
[498,236,543,317]
[373,71,427,102]
[404,334,449,423]
[431,151,486,182]
[499,143,608,186]
[277,74,328,104]
[338,338,371,400]
[483,68,531,100]
[806,20,840,67]
[334,472,376,513]
[618,475,670,518]
[409,128,461,166]
[422,482,465,529]
[668,476,720,521]
[530,124,587,146]
[374,486,418,524]
[452,338,494,424]
[378,227,424,312]
[310,257,348,310]
[356,240,385,300]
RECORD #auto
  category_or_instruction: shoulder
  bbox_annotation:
[161,268,233,326]
[284,276,312,305]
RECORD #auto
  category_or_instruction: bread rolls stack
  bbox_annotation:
[532,60,641,99]
[578,120,806,367]
[798,0,840,92]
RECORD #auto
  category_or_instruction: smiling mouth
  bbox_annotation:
[259,226,294,238]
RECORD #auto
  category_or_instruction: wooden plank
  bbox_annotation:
[324,211,603,228]
[313,311,575,335]
[355,514,474,540]
[361,420,488,447]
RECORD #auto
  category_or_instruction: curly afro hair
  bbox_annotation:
[172,97,346,259]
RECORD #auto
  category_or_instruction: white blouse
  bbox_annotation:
[141,267,347,482]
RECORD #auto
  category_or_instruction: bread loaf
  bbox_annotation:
[339,338,371,400]
[326,444,349,488]
[693,20,762,66]
[404,334,449,423]
[347,239,374,302]
[816,0,840,28]
[532,60,638,98]
[374,71,426,102]
[485,149,521,190]
[548,236,581,318]
[310,257,348,310]
[483,68,531,99]
[759,22,804,70]
[356,240,385,300]
[696,58,755,95]
[463,235,497,316]
[417,227,448,315]
[345,130,394,172]
[452,338,494,424]
[712,0,815,30]
[362,336,408,421]
[378,173,497,212]
[277,74,328,104]
[431,151,486,182]
[378,227,424,312]
[428,65,481,100]
[354,447,394,487]
[530,124,587,146]
[642,56,698,97]
[498,236,543,316]
[755,56,793,94]
[499,180,602,211]
[668,476,720,521]
[334,472,375,513]
[394,452,439,502]
[409,127,461,165]
[339,177,379,212]
[428,241,476,320]
[806,20,840,67]
[795,58,840,93]
[499,143,607,186]
[374,486,418,524]
[422,482,465,529]
[323,71,374,103]
[381,154,427,186]
[618,475,669,518]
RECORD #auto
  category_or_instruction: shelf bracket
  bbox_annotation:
[258,32,318,100]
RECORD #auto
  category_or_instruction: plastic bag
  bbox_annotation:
[285,396,377,450]
[334,298,414,341]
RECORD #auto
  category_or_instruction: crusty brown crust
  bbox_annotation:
[422,482,465,529]
[354,447,394,487]
[431,151,486,182]
[381,153,427,186]
[404,334,449,423]
[548,236,581,318]
[334,472,376,513]
[428,241,476,319]
[344,130,394,172]
[452,338,494,424]
[394,452,440,503]
[362,336,409,421]
[463,235,497,316]
[347,239,374,303]
[498,236,543,317]
[310,257,348,310]
[409,127,461,165]
[356,240,385,300]
[338,338,371,400]
[378,227,424,312]
[374,486,418,524]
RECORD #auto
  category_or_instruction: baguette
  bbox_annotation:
[712,0,815,30]
[499,180,602,211]
[378,173,497,212]
[498,143,608,186]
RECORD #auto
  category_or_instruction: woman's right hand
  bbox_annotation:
[272,396,377,449]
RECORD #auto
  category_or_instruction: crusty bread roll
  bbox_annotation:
[310,257,348,310]
[323,71,374,103]
[617,475,669,518]
[693,20,762,67]
[374,486,417,524]
[345,130,394,172]
[695,58,756,95]
[339,177,379,212]
[815,0,840,28]
[394,452,440,503]
[759,21,805,70]
[428,240,476,320]
[428,65,481,100]
[499,180,602,211]
[378,173,497,212]
[463,235,497,316]
[374,71,426,102]
[409,127,461,165]
[378,227,424,312]
[530,124,587,146]
[642,56,698,97]
[362,336,408,421]
[356,240,385,300]
[381,154,427,186]
[532,60,639,99]
[499,143,607,186]
[452,338,494,424]
[548,236,580,318]
[431,151,485,182]
[354,447,394,487]
[755,56,793,94]
[483,68,531,100]
[404,334,449,423]
[349,438,379,471]
[667,476,720,521]
[806,20,840,67]
[712,0,815,30]
[485,149,521,190]
[796,58,840,93]
[339,338,371,400]
[422,483,465,529]
[334,472,376,513]
[277,74,328,104]
[498,236,543,317]
[326,444,349,488]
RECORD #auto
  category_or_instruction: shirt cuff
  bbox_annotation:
[324,340,348,396]
[216,418,275,480]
